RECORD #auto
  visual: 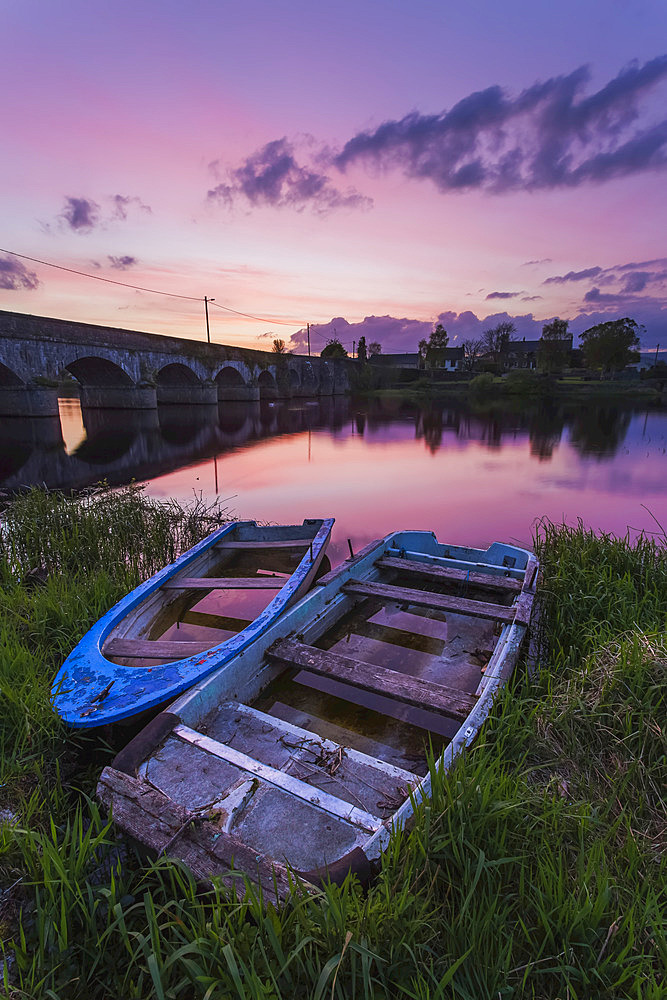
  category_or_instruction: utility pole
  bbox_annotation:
[204,296,215,344]
[655,343,660,367]
[307,322,311,356]
[352,340,355,359]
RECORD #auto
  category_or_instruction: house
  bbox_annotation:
[505,339,541,370]
[368,352,420,369]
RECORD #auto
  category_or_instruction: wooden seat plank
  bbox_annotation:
[343,579,516,623]
[161,577,284,590]
[267,638,478,722]
[173,724,383,833]
[375,555,522,593]
[217,538,314,550]
[104,637,216,659]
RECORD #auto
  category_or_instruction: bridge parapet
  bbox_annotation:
[0,309,351,415]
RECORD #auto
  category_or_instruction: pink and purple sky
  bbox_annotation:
[2,0,666,353]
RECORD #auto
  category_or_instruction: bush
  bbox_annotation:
[469,372,496,394]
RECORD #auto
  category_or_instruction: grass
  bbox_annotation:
[0,493,665,998]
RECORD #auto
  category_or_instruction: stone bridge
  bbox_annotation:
[0,310,350,416]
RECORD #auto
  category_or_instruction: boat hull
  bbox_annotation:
[52,517,333,727]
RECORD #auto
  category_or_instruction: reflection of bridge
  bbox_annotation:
[0,397,352,492]
[0,310,350,416]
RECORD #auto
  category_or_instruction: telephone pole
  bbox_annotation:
[307,322,311,356]
[204,296,215,344]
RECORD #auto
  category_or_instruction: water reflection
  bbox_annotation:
[1,396,665,547]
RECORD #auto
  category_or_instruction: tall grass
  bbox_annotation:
[1,502,665,999]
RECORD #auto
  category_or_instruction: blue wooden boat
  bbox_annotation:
[52,518,333,728]
[98,530,538,900]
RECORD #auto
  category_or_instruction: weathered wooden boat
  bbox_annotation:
[52,518,334,728]
[98,531,538,900]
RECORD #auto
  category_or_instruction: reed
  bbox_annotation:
[1,496,665,999]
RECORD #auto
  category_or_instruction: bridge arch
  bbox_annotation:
[288,367,300,390]
[215,365,246,387]
[156,363,202,385]
[0,363,24,387]
[64,356,134,386]
[257,369,278,399]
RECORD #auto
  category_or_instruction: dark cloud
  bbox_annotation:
[208,138,372,214]
[111,195,152,219]
[60,196,101,232]
[522,295,542,301]
[522,258,552,266]
[486,291,522,300]
[107,255,138,270]
[333,57,667,193]
[0,254,40,290]
[544,266,603,284]
[622,271,651,293]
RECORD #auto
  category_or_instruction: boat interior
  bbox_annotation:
[103,520,326,668]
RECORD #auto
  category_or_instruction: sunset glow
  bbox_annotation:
[2,1,666,352]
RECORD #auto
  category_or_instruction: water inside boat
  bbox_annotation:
[104,543,319,668]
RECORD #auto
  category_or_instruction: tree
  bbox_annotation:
[538,318,571,373]
[580,318,642,376]
[462,338,483,372]
[368,341,382,356]
[419,324,449,369]
[321,337,348,358]
[357,336,367,362]
[271,338,287,354]
[482,321,516,362]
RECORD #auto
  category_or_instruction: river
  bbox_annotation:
[3,394,665,566]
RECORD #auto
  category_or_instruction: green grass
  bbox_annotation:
[1,494,665,998]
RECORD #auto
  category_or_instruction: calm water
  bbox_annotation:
[3,395,665,566]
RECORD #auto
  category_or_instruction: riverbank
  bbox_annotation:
[356,371,665,405]
[1,489,665,998]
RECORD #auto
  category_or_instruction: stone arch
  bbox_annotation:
[65,356,134,386]
[156,363,201,385]
[288,367,300,389]
[0,363,24,387]
[257,369,278,399]
[215,366,246,387]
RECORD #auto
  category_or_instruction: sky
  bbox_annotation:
[2,0,667,354]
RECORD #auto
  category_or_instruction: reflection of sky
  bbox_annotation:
[145,409,667,561]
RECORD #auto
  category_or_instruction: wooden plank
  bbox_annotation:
[173,724,383,834]
[267,638,478,722]
[217,538,314,550]
[375,555,522,593]
[512,590,535,627]
[104,637,216,659]
[97,766,303,902]
[161,576,284,590]
[342,579,517,623]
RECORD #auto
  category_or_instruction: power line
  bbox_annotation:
[0,247,202,301]
[208,298,304,327]
[1,246,312,330]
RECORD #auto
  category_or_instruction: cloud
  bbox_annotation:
[522,295,542,301]
[59,196,101,232]
[544,266,603,284]
[333,56,667,193]
[110,194,152,219]
[52,194,151,233]
[0,254,40,290]
[107,255,138,270]
[522,258,552,266]
[486,291,522,300]
[208,138,372,214]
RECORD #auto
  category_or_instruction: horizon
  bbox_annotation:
[2,1,666,352]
